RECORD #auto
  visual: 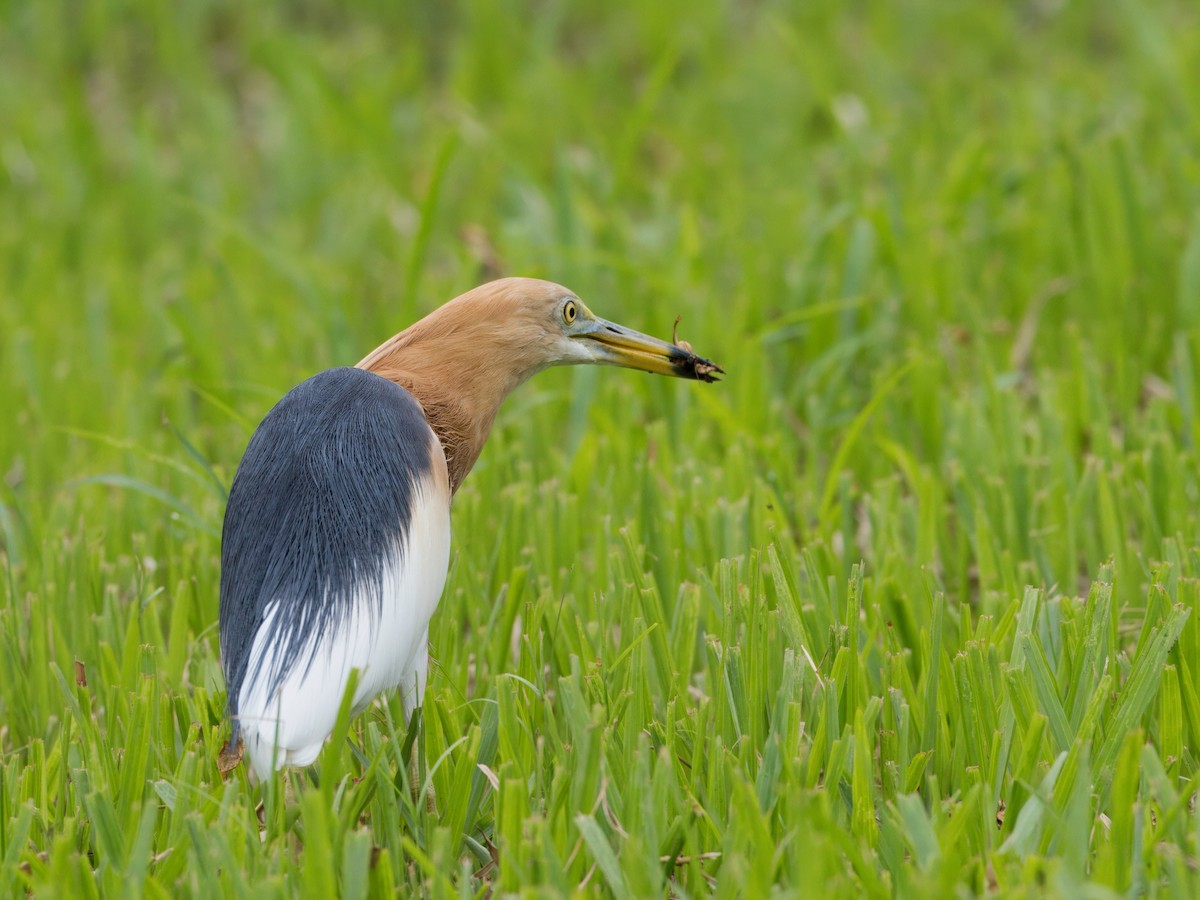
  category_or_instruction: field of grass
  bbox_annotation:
[3,0,1200,895]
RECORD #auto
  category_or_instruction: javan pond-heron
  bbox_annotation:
[219,277,722,778]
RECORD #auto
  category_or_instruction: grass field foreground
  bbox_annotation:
[3,1,1200,896]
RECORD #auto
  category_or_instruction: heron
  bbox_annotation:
[219,277,722,780]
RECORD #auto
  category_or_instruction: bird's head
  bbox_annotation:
[436,277,724,383]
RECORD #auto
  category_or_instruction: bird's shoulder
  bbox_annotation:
[241,367,437,473]
[262,365,431,438]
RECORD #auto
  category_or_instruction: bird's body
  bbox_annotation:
[220,369,450,776]
[219,278,720,778]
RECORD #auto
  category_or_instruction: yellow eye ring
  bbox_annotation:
[563,300,578,325]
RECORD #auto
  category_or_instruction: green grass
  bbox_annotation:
[3,0,1200,895]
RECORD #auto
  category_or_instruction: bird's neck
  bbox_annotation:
[356,318,537,495]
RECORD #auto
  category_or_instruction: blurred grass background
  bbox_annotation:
[3,0,1200,895]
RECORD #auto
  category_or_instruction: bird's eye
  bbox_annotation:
[562,300,578,325]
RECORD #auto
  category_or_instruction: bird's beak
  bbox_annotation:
[579,317,724,383]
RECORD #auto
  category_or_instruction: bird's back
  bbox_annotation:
[219,367,451,776]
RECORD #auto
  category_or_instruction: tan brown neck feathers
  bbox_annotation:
[356,279,562,494]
